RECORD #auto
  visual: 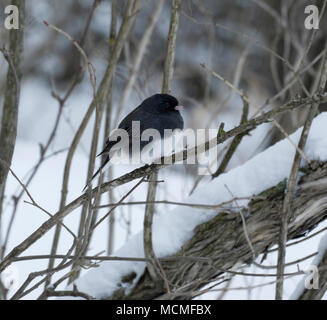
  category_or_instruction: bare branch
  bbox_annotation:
[276,46,327,300]
[0,0,25,263]
[144,0,182,284]
[71,0,142,283]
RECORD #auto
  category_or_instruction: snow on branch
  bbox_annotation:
[69,112,327,300]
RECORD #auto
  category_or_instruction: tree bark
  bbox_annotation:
[0,0,25,230]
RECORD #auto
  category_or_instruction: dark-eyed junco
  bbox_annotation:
[89,93,184,183]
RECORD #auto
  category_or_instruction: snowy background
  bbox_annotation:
[1,0,327,299]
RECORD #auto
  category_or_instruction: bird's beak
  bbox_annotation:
[175,105,184,111]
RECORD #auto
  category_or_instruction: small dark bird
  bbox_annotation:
[89,93,184,184]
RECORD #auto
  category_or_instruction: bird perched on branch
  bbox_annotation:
[87,93,184,187]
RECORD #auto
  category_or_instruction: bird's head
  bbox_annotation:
[143,93,184,114]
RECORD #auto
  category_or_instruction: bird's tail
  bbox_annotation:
[83,155,110,191]
[96,149,106,157]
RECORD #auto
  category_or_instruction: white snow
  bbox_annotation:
[289,230,327,300]
[71,112,327,299]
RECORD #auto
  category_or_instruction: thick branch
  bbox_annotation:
[109,161,327,299]
[0,0,25,220]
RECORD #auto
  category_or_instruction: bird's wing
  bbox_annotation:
[117,105,149,132]
[83,155,110,190]
[97,136,118,156]
[98,105,145,155]
[99,105,183,155]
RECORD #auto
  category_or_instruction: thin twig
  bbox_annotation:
[70,0,142,283]
[275,46,327,300]
[115,0,164,126]
[44,0,102,287]
[143,0,182,284]
[0,160,75,239]
[212,96,249,178]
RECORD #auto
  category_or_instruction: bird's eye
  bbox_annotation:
[161,102,170,110]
